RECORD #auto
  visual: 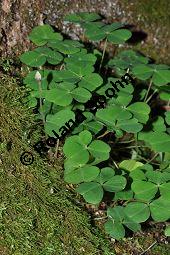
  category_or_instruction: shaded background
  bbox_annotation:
[0,0,170,63]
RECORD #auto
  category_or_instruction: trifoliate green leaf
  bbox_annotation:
[138,132,170,152]
[76,182,103,204]
[20,51,46,67]
[103,175,127,192]
[132,180,158,201]
[64,165,100,184]
[150,197,170,221]
[124,202,150,223]
[29,25,63,46]
[119,160,144,172]
[48,39,83,54]
[127,102,150,124]
[152,116,166,132]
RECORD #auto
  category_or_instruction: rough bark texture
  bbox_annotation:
[0,0,170,63]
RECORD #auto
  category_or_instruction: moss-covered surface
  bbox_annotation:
[0,74,113,255]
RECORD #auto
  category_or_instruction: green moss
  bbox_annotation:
[138,236,170,255]
[120,0,170,64]
[0,74,113,255]
[132,0,170,25]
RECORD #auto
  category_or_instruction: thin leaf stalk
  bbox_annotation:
[35,71,46,126]
[146,89,158,103]
[99,38,108,71]
[144,78,153,102]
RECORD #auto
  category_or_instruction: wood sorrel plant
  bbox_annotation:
[20,12,170,240]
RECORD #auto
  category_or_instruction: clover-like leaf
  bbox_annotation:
[152,69,170,86]
[105,206,141,240]
[88,140,111,161]
[124,202,150,223]
[127,102,150,124]
[48,39,83,54]
[63,135,90,165]
[150,196,170,222]
[159,182,170,198]
[84,22,131,43]
[72,87,92,103]
[20,51,46,67]
[103,175,127,192]
[146,171,168,185]
[132,180,158,201]
[114,190,134,201]
[42,83,75,106]
[107,29,132,44]
[45,109,75,137]
[20,47,63,67]
[65,51,97,68]
[132,65,154,80]
[129,169,146,181]
[85,26,106,41]
[132,64,170,86]
[76,182,104,204]
[78,73,103,91]
[96,105,132,128]
[105,220,125,240]
[138,132,170,152]
[119,160,144,172]
[29,24,63,46]
[78,130,92,146]
[42,82,92,106]
[95,167,115,184]
[34,47,63,65]
[116,118,143,133]
[152,116,166,132]
[23,70,53,90]
[64,165,100,184]
[108,50,149,72]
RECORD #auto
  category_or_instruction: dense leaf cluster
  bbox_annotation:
[20,12,170,240]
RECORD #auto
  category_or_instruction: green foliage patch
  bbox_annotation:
[20,12,170,241]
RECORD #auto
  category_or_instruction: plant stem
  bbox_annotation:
[146,152,159,164]
[113,161,119,169]
[37,79,46,126]
[99,38,108,71]
[144,78,153,102]
[35,71,47,141]
[139,241,157,255]
[97,130,110,139]
[146,89,158,103]
[93,216,108,221]
[118,139,135,144]
[54,139,60,158]
[134,134,139,157]
[137,155,160,165]
[124,145,147,149]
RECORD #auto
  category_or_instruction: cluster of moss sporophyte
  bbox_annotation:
[20,12,170,240]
